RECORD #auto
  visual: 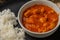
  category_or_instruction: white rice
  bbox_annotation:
[0,9,25,40]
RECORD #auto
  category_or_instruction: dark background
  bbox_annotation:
[0,0,60,40]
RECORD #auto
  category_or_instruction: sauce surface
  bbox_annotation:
[22,4,58,33]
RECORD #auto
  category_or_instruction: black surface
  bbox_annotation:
[0,0,60,40]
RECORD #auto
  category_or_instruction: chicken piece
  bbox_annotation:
[47,22,55,30]
[25,24,31,30]
[25,17,34,24]
[38,28,41,32]
[43,23,47,27]
[24,10,32,17]
[42,27,46,32]
[48,10,54,14]
[32,9,38,14]
[39,17,46,23]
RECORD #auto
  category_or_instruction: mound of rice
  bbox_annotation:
[0,9,25,40]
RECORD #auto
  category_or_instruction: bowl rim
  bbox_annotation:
[18,0,60,34]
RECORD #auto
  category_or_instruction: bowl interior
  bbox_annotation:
[18,0,60,34]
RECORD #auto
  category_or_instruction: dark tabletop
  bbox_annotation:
[0,0,60,40]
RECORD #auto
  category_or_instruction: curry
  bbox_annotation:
[22,4,58,33]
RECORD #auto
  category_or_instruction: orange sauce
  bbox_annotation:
[22,4,58,33]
